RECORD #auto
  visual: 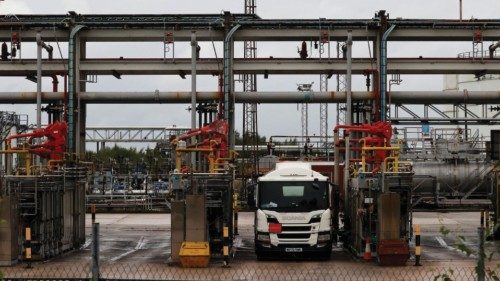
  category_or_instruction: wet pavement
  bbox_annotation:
[52,211,499,264]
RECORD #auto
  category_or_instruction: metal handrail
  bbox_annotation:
[458,49,500,59]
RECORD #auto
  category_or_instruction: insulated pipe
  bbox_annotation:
[223,24,241,150]
[68,25,86,153]
[2,91,500,104]
[380,25,396,122]
[490,41,500,58]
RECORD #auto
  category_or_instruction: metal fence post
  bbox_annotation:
[477,226,485,281]
[92,223,100,281]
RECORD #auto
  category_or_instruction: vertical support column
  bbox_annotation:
[336,42,347,126]
[319,26,330,159]
[76,39,87,158]
[343,31,353,206]
[68,25,86,154]
[191,31,197,169]
[301,102,309,152]
[346,31,353,126]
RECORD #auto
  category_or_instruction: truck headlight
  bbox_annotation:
[310,214,322,223]
[257,233,270,242]
[318,233,330,242]
[266,214,279,223]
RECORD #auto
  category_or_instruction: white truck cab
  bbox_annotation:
[254,162,333,259]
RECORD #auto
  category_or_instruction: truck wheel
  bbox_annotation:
[319,246,333,260]
[255,249,266,261]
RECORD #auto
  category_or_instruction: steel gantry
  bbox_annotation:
[85,127,189,143]
[242,0,259,175]
[318,21,331,159]
[336,42,347,127]
[0,12,499,155]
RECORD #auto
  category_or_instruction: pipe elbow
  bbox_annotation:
[36,32,42,46]
[382,25,397,41]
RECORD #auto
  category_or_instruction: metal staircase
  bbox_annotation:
[0,111,29,143]
[12,179,38,217]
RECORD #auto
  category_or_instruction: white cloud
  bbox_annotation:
[60,0,91,14]
[1,1,32,14]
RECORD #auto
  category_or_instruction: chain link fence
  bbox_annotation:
[2,261,497,281]
[1,223,499,281]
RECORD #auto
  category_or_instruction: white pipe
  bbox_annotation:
[36,32,42,130]
[1,91,499,104]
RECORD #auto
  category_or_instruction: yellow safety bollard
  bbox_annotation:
[414,224,422,266]
[91,204,96,223]
[223,225,230,267]
[25,227,32,268]
[233,193,239,236]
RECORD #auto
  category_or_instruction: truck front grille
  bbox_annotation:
[277,233,311,239]
[281,226,311,232]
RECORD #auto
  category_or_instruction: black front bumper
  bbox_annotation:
[255,241,332,256]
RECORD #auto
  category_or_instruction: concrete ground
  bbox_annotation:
[65,211,499,263]
[2,212,498,280]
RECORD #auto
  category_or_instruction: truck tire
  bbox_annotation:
[255,249,266,261]
[319,245,333,260]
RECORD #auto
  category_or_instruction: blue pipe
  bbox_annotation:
[379,24,396,122]
[68,25,86,153]
[223,24,241,149]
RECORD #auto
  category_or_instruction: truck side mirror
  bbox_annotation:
[330,183,339,210]
[247,183,257,209]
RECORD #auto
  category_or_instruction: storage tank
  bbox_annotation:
[412,161,494,200]
[443,47,500,139]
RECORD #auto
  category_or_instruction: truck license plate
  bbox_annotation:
[285,248,302,252]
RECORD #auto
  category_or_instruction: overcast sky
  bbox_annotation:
[0,0,499,149]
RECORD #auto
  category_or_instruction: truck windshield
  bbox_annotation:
[258,181,328,212]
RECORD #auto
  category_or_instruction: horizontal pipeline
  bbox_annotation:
[0,91,498,104]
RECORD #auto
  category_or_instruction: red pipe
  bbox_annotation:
[51,75,59,92]
[63,74,68,122]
